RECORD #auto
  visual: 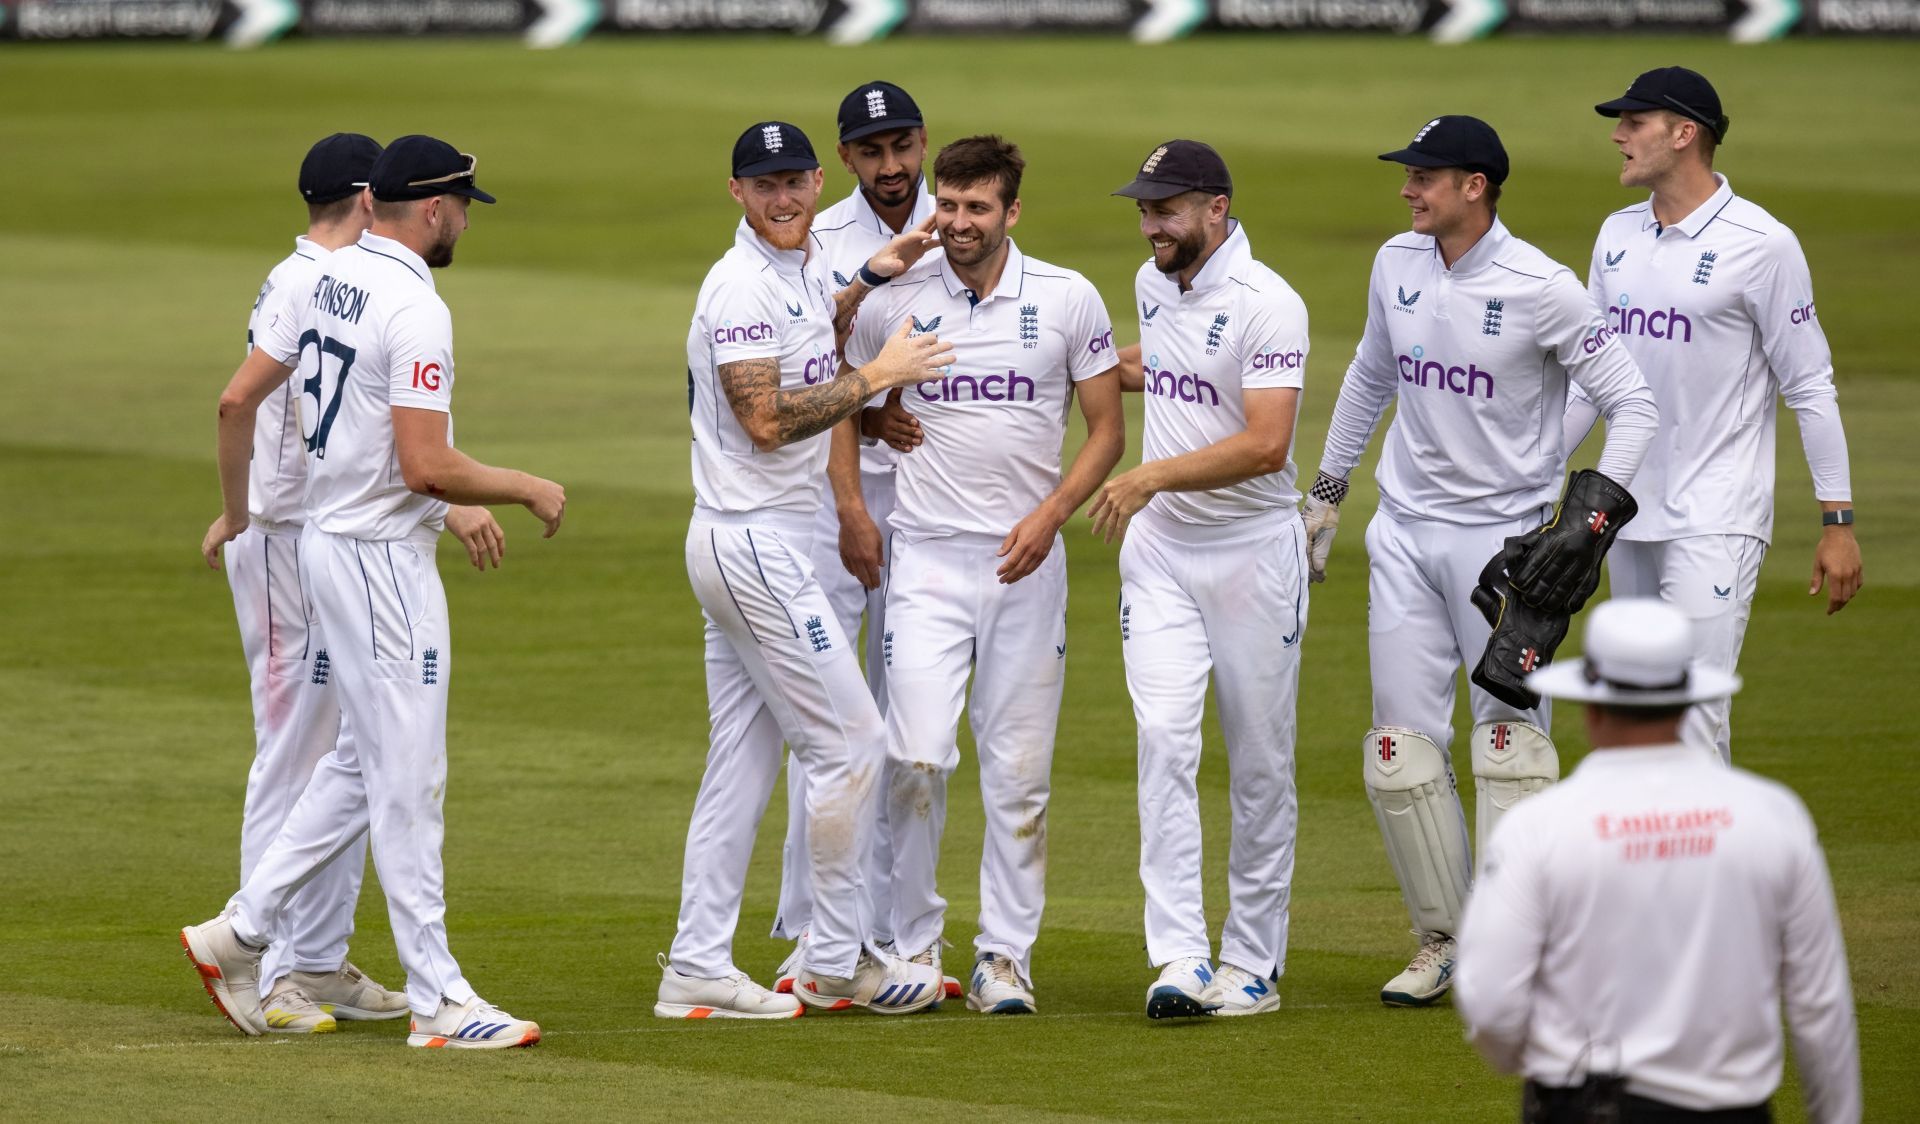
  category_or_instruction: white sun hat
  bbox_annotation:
[1526,598,1742,706]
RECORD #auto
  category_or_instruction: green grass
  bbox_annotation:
[2,35,1917,1121]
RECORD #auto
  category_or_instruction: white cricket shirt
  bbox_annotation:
[845,240,1117,540]
[1457,744,1860,1122]
[1320,218,1658,525]
[687,219,839,522]
[1581,175,1853,544]
[810,181,938,477]
[1134,221,1309,525]
[243,236,332,525]
[298,232,452,543]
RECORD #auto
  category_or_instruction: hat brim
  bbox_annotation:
[1112,179,1225,201]
[1377,148,1465,169]
[840,117,923,143]
[372,181,497,205]
[1526,658,1742,706]
[1594,95,1666,118]
[733,157,821,178]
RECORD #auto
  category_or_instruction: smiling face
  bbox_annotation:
[1400,165,1486,240]
[934,176,1018,269]
[1135,191,1224,276]
[840,127,927,211]
[730,168,824,251]
[1610,109,1696,189]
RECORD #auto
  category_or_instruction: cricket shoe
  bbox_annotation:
[1207,963,1281,1017]
[1144,956,1218,1019]
[1381,931,1456,1008]
[794,949,942,1015]
[655,954,802,1020]
[261,978,336,1034]
[180,913,268,1036]
[407,997,541,1049]
[288,962,409,1020]
[772,937,806,995]
[965,953,1035,1015]
[907,940,964,1004]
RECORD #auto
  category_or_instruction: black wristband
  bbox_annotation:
[1309,471,1349,506]
[1822,508,1854,526]
[857,262,892,288]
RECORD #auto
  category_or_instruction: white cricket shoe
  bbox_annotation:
[907,941,964,1004]
[772,938,805,995]
[1144,956,1218,1019]
[1381,932,1456,1007]
[655,954,802,1020]
[1207,963,1281,1017]
[965,953,1035,1015]
[407,997,541,1049]
[794,949,942,1015]
[180,913,267,1036]
[289,962,409,1020]
[261,977,336,1034]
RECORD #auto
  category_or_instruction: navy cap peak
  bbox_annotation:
[1596,67,1729,143]
[733,121,820,178]
[838,81,924,143]
[1377,115,1510,186]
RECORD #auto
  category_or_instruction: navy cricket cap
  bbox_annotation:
[1596,67,1729,143]
[370,135,496,204]
[732,122,820,178]
[299,133,382,204]
[838,81,924,143]
[1112,140,1233,201]
[1378,116,1510,186]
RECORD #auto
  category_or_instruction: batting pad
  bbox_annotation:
[1470,721,1558,872]
[1364,727,1472,937]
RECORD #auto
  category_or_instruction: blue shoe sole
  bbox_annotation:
[1146,986,1212,1019]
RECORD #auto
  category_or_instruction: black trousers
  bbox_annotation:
[1524,1081,1772,1123]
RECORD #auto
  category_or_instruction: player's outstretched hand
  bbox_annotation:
[839,507,884,590]
[998,503,1064,584]
[866,318,955,392]
[862,388,923,453]
[1810,526,1863,615]
[445,505,506,571]
[1088,465,1158,544]
[201,512,249,570]
[866,216,940,282]
[525,476,566,538]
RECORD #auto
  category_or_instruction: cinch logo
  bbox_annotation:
[1607,296,1693,343]
[1205,313,1228,355]
[1396,345,1495,399]
[1143,354,1221,406]
[917,369,1036,402]
[714,319,775,345]
[1087,329,1114,356]
[1252,349,1304,371]
[1790,301,1817,325]
[802,347,839,385]
[1582,323,1618,355]
[1395,286,1421,312]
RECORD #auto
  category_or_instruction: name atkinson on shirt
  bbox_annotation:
[311,274,370,325]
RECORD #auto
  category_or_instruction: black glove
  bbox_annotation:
[1506,469,1638,615]
[1471,541,1572,711]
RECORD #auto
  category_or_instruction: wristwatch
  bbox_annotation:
[1822,509,1855,527]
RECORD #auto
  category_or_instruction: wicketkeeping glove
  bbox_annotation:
[1505,469,1638,614]
[1469,540,1572,711]
[1301,471,1347,584]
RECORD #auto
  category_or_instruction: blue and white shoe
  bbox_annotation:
[407,996,541,1049]
[794,949,942,1015]
[1145,956,1218,1019]
[1207,963,1281,1016]
[965,953,1035,1014]
[1380,932,1456,1008]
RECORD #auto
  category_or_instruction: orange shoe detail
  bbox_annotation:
[686,1007,714,1019]
[774,979,794,994]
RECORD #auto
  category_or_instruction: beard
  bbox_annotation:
[1153,226,1209,276]
[940,224,1004,268]
[424,222,458,268]
[749,203,815,251]
[865,171,919,210]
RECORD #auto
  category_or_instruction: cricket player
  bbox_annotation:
[657,121,953,1019]
[1090,140,1310,1019]
[772,80,937,981]
[1570,67,1863,761]
[843,135,1125,1015]
[1458,598,1860,1123]
[1302,116,1659,1007]
[185,135,562,1049]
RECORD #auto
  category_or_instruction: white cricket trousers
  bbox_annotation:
[1608,535,1766,762]
[675,514,885,979]
[884,532,1067,984]
[224,522,366,994]
[230,525,475,1017]
[775,470,898,943]
[1121,508,1307,978]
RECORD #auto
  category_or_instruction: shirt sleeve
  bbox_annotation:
[1239,286,1309,391]
[1065,277,1119,383]
[1747,230,1853,503]
[1454,813,1548,1076]
[1778,802,1863,1124]
[1317,251,1398,481]
[1538,270,1658,485]
[708,275,785,368]
[387,298,455,414]
[252,270,308,367]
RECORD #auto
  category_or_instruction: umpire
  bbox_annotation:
[1456,599,1860,1123]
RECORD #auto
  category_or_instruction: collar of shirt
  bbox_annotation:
[1567,742,1702,777]
[1169,219,1252,297]
[357,231,435,291]
[293,234,323,260]
[1640,173,1734,238]
[845,180,935,237]
[734,217,809,276]
[935,237,1026,307]
[1439,215,1512,278]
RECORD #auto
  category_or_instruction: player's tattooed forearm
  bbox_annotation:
[717,358,873,448]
